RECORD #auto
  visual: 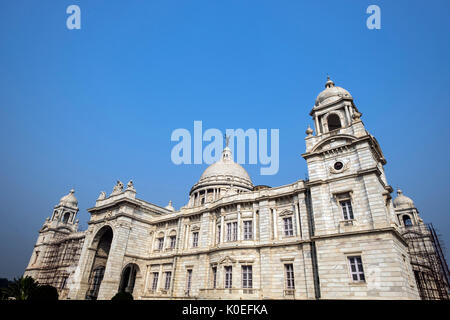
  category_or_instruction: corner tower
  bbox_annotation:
[25,189,80,280]
[302,77,419,299]
[303,77,395,231]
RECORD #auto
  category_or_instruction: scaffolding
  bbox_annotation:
[36,235,85,295]
[401,223,450,300]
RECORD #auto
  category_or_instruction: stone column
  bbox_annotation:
[294,200,301,238]
[237,205,241,241]
[157,265,163,291]
[212,215,216,247]
[345,105,351,126]
[314,116,320,135]
[143,265,150,294]
[297,193,310,239]
[252,210,257,240]
[272,208,277,240]
[220,214,225,243]
[184,224,190,249]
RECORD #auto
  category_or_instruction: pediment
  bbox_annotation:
[279,209,293,216]
[218,255,236,265]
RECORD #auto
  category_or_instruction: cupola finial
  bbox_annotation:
[325,75,335,88]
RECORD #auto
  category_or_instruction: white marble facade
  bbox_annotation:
[25,78,423,300]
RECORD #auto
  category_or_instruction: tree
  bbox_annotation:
[5,276,39,300]
[29,285,59,301]
[111,291,134,300]
[0,288,6,300]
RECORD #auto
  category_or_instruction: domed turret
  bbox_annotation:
[393,189,415,209]
[314,76,353,107]
[59,189,78,208]
[165,200,175,212]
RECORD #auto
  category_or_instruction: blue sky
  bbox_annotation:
[0,0,449,279]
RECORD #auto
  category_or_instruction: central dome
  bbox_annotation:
[190,146,253,195]
[200,154,251,182]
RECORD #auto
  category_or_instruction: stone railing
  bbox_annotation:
[198,288,261,299]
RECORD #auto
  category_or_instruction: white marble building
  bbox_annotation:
[25,77,435,300]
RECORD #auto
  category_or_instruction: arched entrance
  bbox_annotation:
[119,263,140,295]
[86,225,113,300]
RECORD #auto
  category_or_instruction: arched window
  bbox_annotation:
[403,215,412,227]
[86,226,113,300]
[119,264,140,294]
[327,114,342,131]
[62,212,71,223]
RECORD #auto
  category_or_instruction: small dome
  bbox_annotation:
[59,189,78,207]
[191,146,253,193]
[393,189,415,209]
[165,200,175,212]
[315,77,353,107]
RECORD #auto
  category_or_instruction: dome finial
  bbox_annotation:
[165,200,175,211]
[222,134,232,161]
[325,75,335,88]
[59,188,78,207]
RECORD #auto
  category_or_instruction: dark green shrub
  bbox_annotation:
[29,285,59,300]
[5,276,39,300]
[111,291,134,300]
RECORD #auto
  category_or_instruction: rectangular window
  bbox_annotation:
[212,266,217,289]
[283,217,294,236]
[226,223,232,242]
[244,221,253,240]
[164,271,172,290]
[226,222,238,242]
[242,266,253,289]
[340,200,354,220]
[285,264,295,289]
[151,272,159,292]
[232,222,238,241]
[348,256,365,281]
[217,225,221,244]
[224,266,232,289]
[157,237,164,251]
[192,232,199,247]
[170,236,176,249]
[186,269,192,294]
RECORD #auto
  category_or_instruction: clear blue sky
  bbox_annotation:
[0,0,449,279]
